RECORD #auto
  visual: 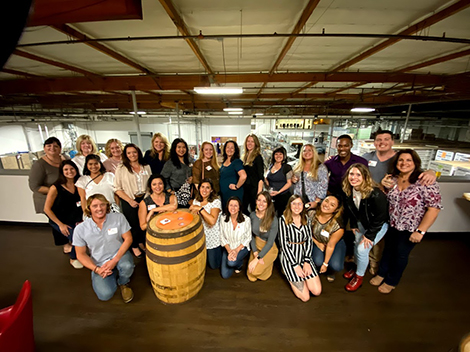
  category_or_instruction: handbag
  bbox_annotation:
[175,182,192,207]
[300,172,310,204]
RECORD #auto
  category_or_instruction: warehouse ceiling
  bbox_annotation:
[0,0,470,120]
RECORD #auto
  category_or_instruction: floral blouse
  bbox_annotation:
[387,179,442,232]
[293,164,328,202]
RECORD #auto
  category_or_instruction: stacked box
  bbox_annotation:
[1,155,19,169]
[429,160,470,176]
[453,152,470,162]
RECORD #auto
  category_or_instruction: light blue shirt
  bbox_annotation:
[73,213,131,266]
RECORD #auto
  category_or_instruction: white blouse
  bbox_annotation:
[75,172,116,205]
[193,198,222,250]
[219,214,252,250]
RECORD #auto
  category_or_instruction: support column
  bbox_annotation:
[131,91,143,148]
[400,104,412,143]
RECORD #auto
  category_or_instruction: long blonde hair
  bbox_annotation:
[198,141,219,172]
[342,163,377,198]
[75,135,98,156]
[150,132,170,161]
[283,194,307,226]
[242,133,261,166]
[293,144,322,179]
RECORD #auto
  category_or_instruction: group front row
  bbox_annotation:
[45,147,441,303]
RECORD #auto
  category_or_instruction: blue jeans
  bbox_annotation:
[91,251,135,301]
[220,247,249,279]
[207,246,223,270]
[354,222,389,276]
[312,239,346,272]
[49,220,77,260]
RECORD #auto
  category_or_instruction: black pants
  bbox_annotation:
[242,184,258,216]
[377,227,416,287]
[120,196,145,248]
[272,191,291,218]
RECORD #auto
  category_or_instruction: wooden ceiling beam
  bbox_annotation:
[158,0,214,76]
[1,68,41,78]
[396,47,470,73]
[51,24,153,74]
[14,49,98,77]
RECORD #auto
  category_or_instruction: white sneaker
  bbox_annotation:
[70,259,84,269]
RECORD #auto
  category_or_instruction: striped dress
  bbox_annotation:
[279,215,318,282]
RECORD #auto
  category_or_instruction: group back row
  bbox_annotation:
[29,131,441,302]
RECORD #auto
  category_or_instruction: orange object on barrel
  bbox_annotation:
[146,209,206,304]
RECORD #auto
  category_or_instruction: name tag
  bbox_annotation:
[142,170,148,175]
[76,201,81,207]
[148,204,156,211]
[368,160,377,167]
[320,230,330,238]
[107,227,118,235]
[206,165,212,171]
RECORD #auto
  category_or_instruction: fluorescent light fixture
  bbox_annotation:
[96,107,119,111]
[223,108,243,112]
[194,87,243,95]
[255,113,264,116]
[129,111,147,115]
[228,111,243,115]
[351,107,375,113]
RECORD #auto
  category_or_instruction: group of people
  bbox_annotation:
[29,130,442,303]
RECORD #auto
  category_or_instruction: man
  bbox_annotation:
[73,194,135,303]
[324,134,368,195]
[362,130,436,275]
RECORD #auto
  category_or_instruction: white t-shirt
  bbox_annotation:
[75,172,116,205]
[72,153,108,176]
[193,198,222,250]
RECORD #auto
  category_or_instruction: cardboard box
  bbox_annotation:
[1,155,19,169]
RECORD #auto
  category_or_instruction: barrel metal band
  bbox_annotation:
[147,217,202,239]
[146,229,204,252]
[146,240,206,265]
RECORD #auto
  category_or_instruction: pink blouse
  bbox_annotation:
[387,179,442,232]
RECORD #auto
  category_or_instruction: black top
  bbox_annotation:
[266,163,292,194]
[51,185,83,226]
[343,187,389,242]
[143,150,166,175]
[244,154,265,188]
[143,192,172,208]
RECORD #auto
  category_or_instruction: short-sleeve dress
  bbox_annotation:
[219,158,244,207]
[192,198,222,250]
[279,215,318,282]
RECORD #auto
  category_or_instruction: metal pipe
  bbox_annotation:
[176,103,181,137]
[131,91,143,149]
[400,104,412,143]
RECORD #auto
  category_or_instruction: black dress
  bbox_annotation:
[50,184,83,245]
[242,154,264,215]
[266,163,292,217]
[143,150,166,175]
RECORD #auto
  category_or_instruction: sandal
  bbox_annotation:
[369,275,384,287]
[378,283,395,294]
[132,247,143,258]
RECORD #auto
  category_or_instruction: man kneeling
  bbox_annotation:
[73,194,135,303]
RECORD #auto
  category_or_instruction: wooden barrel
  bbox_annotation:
[146,209,206,304]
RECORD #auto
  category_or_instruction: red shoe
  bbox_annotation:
[345,275,363,292]
[343,268,356,280]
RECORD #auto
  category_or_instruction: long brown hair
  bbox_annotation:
[223,197,245,223]
[256,191,276,233]
[293,144,322,179]
[389,149,423,184]
[342,163,377,198]
[283,194,307,226]
[122,144,146,173]
[242,133,261,166]
[315,195,343,233]
[195,179,218,203]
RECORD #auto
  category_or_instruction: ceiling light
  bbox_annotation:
[223,108,243,112]
[255,113,264,116]
[351,107,376,113]
[194,87,243,95]
[129,111,147,115]
[228,111,243,115]
[96,107,119,111]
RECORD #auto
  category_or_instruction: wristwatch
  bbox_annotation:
[416,229,426,235]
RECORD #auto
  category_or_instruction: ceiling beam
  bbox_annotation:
[257,0,321,96]
[51,24,153,74]
[396,47,470,73]
[14,49,98,77]
[1,72,461,95]
[1,68,41,78]
[158,0,215,76]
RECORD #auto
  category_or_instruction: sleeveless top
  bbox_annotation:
[266,163,293,194]
[51,185,83,226]
[311,215,341,245]
[143,192,172,211]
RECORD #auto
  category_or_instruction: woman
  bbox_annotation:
[291,144,328,209]
[279,195,322,302]
[247,191,278,282]
[310,195,345,283]
[161,138,193,207]
[372,149,442,294]
[219,141,247,208]
[265,146,293,217]
[44,161,83,269]
[342,163,389,292]
[75,154,118,214]
[242,134,265,214]
[220,197,252,279]
[192,142,220,194]
[103,138,123,174]
[189,179,223,269]
[72,134,107,175]
[29,137,70,251]
[114,144,151,258]
[144,132,170,175]
[138,174,177,231]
